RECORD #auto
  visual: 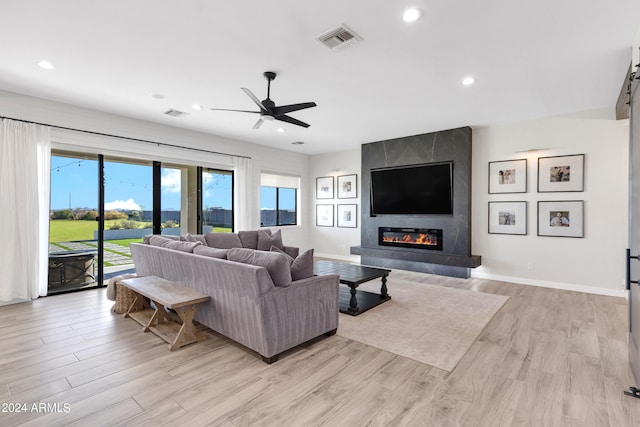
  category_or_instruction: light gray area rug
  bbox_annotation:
[336,277,509,372]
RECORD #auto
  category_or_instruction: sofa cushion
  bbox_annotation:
[238,230,259,249]
[271,246,315,281]
[257,229,284,251]
[181,233,207,245]
[228,248,292,287]
[149,235,202,253]
[204,232,243,249]
[193,245,228,259]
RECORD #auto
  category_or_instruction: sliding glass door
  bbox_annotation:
[48,153,101,294]
[201,168,233,232]
[103,158,153,279]
[49,151,235,294]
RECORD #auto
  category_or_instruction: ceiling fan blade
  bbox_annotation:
[275,114,310,128]
[241,88,267,111]
[273,102,317,116]
[210,108,261,114]
[253,118,264,129]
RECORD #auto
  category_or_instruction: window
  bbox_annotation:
[202,168,234,232]
[260,173,299,227]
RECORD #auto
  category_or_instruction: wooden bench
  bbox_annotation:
[120,276,210,351]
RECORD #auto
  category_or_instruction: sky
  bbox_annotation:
[50,156,234,211]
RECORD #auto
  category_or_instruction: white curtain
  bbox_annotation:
[232,156,253,231]
[0,119,51,302]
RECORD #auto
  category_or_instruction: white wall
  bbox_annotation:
[0,89,311,250]
[308,148,361,260]
[471,115,629,296]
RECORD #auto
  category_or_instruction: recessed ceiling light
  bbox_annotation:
[37,61,54,70]
[277,127,285,133]
[150,93,165,99]
[462,76,476,86]
[191,104,203,110]
[402,8,423,23]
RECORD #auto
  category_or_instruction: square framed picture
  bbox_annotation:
[488,201,527,235]
[316,176,334,199]
[537,154,584,192]
[337,174,357,199]
[488,159,527,193]
[316,204,334,227]
[337,204,357,228]
[537,200,584,238]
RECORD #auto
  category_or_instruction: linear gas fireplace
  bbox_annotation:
[379,227,443,251]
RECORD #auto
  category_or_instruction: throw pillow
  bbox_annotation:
[227,248,292,287]
[150,235,202,253]
[257,229,284,251]
[271,246,315,281]
[193,245,228,259]
[238,230,259,249]
[204,232,243,249]
[184,233,207,245]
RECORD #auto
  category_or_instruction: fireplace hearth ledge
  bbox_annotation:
[350,246,481,269]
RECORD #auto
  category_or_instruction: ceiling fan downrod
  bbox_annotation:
[263,71,276,100]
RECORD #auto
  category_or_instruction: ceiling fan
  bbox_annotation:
[210,71,317,129]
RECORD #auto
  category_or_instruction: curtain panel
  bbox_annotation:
[0,119,51,302]
[232,156,253,231]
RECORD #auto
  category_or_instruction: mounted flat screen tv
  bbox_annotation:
[370,162,453,215]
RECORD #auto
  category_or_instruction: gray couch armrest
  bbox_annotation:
[260,273,339,358]
[283,245,299,258]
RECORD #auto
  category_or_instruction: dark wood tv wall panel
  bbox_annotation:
[353,126,480,278]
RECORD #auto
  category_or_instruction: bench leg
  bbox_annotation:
[170,303,205,351]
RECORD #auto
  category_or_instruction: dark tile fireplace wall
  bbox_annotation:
[354,126,481,278]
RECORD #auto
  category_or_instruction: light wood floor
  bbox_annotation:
[1,271,640,426]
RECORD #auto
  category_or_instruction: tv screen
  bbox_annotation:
[370,162,453,215]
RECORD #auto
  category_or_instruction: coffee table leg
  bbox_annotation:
[349,285,359,313]
[380,274,389,299]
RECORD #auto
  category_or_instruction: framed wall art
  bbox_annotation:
[488,201,527,235]
[337,204,357,228]
[488,159,527,193]
[537,200,584,238]
[316,204,334,227]
[537,154,584,192]
[337,174,357,199]
[316,176,334,199]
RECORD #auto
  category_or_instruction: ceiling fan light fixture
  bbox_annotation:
[402,8,423,23]
[261,115,275,122]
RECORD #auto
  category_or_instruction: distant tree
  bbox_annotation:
[104,210,128,220]
[79,210,98,220]
[52,209,74,220]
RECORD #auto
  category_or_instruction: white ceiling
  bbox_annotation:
[1,1,639,155]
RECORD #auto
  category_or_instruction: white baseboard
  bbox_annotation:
[470,271,628,299]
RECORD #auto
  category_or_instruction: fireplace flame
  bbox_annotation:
[382,233,437,246]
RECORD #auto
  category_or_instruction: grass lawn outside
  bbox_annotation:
[49,219,153,242]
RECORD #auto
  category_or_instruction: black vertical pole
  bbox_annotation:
[153,161,162,234]
[197,166,203,234]
[97,154,105,286]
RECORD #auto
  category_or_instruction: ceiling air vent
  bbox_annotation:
[316,24,362,51]
[163,109,189,118]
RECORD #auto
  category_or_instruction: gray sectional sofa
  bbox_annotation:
[130,230,339,363]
